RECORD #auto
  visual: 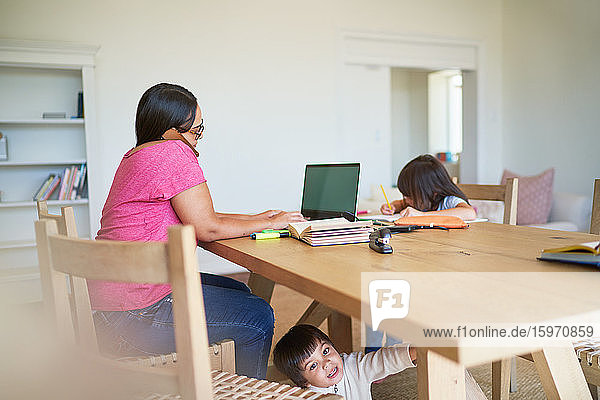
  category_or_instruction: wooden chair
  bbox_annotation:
[36,201,234,372]
[573,179,600,399]
[591,178,600,235]
[35,219,340,399]
[36,200,99,350]
[508,180,600,400]
[458,177,519,225]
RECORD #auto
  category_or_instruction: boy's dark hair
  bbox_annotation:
[135,83,197,146]
[397,154,469,211]
[273,324,335,388]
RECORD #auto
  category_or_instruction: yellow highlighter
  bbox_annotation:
[380,184,392,210]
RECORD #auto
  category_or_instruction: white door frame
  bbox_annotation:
[338,30,483,183]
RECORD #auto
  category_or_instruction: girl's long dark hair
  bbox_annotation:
[135,83,197,146]
[397,154,469,212]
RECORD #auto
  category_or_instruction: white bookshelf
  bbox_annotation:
[0,159,86,167]
[0,199,89,208]
[0,40,99,303]
[0,118,85,125]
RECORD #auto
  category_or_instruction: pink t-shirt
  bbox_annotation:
[89,140,206,311]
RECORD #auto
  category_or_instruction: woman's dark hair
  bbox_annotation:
[135,83,197,146]
[273,324,335,388]
[397,154,469,211]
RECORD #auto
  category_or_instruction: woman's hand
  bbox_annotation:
[397,206,424,218]
[267,211,306,229]
[380,203,396,215]
[254,210,282,219]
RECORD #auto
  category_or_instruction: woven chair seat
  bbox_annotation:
[141,370,342,400]
[574,339,600,387]
[117,352,179,368]
[575,339,600,368]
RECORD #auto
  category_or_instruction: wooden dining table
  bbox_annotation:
[201,222,600,399]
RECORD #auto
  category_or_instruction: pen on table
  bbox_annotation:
[251,230,290,240]
[380,184,392,210]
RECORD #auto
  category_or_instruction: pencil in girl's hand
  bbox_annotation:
[380,184,391,209]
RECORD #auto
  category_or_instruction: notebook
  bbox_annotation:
[300,163,360,221]
[538,241,600,267]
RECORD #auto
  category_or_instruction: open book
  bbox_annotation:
[287,218,374,246]
[539,241,600,266]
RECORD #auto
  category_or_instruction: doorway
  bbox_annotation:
[391,68,464,183]
[339,32,480,196]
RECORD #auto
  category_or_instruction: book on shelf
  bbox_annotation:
[56,163,87,200]
[33,174,55,200]
[41,175,61,200]
[287,217,374,246]
[58,167,70,200]
[66,165,78,200]
[538,241,600,267]
[75,163,87,199]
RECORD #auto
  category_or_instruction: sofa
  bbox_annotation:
[358,185,592,232]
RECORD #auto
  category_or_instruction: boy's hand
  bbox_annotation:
[380,203,396,215]
[408,346,417,365]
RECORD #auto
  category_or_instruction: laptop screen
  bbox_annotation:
[301,163,360,220]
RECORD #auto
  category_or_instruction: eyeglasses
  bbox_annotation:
[177,119,204,140]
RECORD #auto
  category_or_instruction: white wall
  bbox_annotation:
[502,0,600,196]
[391,68,428,184]
[340,64,391,199]
[0,0,503,272]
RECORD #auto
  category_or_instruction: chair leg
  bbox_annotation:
[590,384,599,400]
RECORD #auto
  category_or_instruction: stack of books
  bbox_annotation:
[33,174,61,201]
[33,163,87,201]
[287,218,374,246]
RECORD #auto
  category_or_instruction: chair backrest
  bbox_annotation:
[36,201,99,352]
[458,177,519,225]
[591,178,600,235]
[37,200,78,236]
[35,220,214,400]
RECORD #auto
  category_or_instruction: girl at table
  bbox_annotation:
[380,154,476,221]
[89,83,305,379]
[370,154,476,352]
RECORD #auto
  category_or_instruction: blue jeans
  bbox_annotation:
[365,325,402,353]
[93,273,274,379]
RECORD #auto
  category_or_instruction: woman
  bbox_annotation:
[89,83,304,379]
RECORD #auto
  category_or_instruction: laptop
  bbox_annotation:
[300,163,360,221]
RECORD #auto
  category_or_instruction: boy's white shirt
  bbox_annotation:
[308,344,414,400]
[306,344,487,400]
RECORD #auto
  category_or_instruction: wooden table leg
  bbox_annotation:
[327,311,352,354]
[417,348,466,400]
[532,346,592,400]
[297,300,332,326]
[492,358,511,400]
[247,272,275,303]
